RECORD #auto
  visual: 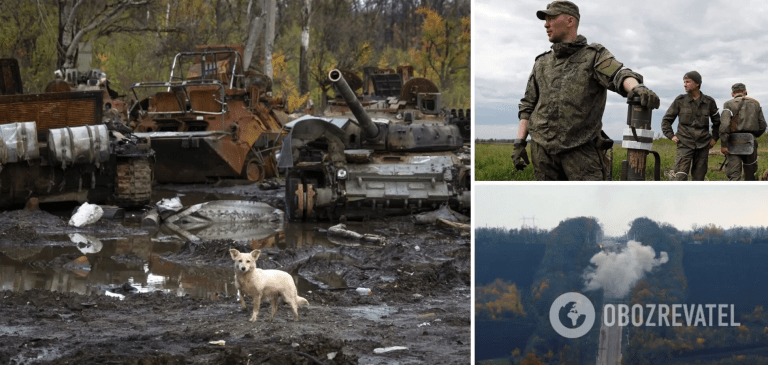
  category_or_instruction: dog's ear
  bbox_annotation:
[250,249,261,261]
[229,249,240,260]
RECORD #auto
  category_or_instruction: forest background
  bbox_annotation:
[0,0,470,112]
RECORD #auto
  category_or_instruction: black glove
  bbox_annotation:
[628,84,660,110]
[511,139,530,171]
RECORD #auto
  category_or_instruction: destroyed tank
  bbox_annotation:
[278,68,471,220]
[129,45,288,183]
[0,58,153,208]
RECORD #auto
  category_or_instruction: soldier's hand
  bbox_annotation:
[721,147,729,155]
[671,136,680,143]
[709,138,717,149]
[511,139,530,171]
[628,84,660,109]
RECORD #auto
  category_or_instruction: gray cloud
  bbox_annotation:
[475,0,768,139]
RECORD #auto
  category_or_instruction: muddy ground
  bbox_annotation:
[0,183,471,364]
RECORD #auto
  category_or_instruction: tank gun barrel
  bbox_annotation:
[328,69,381,140]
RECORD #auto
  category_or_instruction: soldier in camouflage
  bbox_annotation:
[661,71,721,181]
[512,0,660,180]
[719,83,766,181]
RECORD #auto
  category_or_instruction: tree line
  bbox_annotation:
[0,0,469,111]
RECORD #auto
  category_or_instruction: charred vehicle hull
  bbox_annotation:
[279,69,470,221]
[130,46,286,183]
[0,75,153,208]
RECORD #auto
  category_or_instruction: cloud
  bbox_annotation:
[475,0,768,139]
[583,240,668,299]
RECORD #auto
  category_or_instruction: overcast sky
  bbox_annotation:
[475,184,768,237]
[474,0,768,140]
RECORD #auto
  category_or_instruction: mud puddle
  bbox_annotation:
[0,194,452,301]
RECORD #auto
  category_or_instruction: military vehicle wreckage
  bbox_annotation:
[129,45,288,183]
[278,68,471,220]
[0,58,153,208]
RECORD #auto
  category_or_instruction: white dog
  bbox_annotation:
[229,249,308,322]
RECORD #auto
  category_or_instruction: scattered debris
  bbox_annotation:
[327,224,386,244]
[436,218,470,231]
[356,288,371,296]
[157,197,183,219]
[373,346,408,354]
[68,203,103,227]
[69,233,103,254]
[166,200,284,224]
[413,204,469,225]
[208,340,225,346]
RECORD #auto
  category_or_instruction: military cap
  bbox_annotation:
[684,71,702,86]
[537,1,580,21]
[732,83,746,93]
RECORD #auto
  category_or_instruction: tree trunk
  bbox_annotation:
[263,0,276,79]
[58,0,80,69]
[299,0,311,95]
[243,9,264,71]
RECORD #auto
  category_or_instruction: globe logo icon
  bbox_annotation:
[549,292,595,338]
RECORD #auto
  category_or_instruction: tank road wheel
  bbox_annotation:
[114,158,153,207]
[286,172,305,220]
[243,158,265,182]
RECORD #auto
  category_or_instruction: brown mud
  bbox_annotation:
[0,184,470,364]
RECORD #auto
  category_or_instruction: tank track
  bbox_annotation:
[114,158,153,207]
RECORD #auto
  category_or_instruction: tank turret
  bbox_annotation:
[278,68,470,221]
[328,69,381,140]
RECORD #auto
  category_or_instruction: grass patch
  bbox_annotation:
[475,135,768,181]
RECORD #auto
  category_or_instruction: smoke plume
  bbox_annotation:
[583,240,668,299]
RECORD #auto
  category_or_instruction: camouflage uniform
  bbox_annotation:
[720,96,766,180]
[661,94,721,181]
[519,35,642,181]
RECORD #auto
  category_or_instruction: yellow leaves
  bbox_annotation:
[377,54,389,70]
[475,278,526,319]
[739,325,750,339]
[696,337,706,346]
[271,51,309,113]
[532,280,549,299]
[96,53,110,72]
[416,7,443,41]
[520,352,546,365]
[360,42,372,67]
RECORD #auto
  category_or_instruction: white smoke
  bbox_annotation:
[583,240,669,299]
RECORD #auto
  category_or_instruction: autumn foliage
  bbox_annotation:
[476,278,526,320]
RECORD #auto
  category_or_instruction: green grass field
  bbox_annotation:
[475,135,768,181]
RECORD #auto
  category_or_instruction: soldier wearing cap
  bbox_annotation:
[661,71,721,181]
[719,83,766,180]
[512,0,660,180]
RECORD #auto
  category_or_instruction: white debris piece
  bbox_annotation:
[69,233,104,254]
[157,197,183,213]
[68,203,103,227]
[356,287,372,296]
[373,346,408,354]
[327,352,337,360]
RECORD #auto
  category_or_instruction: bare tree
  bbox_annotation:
[56,0,155,69]
[299,0,311,95]
[263,0,276,79]
[243,0,264,71]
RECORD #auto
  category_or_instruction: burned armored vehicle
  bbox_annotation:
[129,45,288,183]
[278,68,471,221]
[0,58,153,208]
